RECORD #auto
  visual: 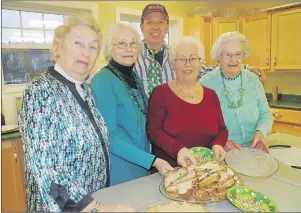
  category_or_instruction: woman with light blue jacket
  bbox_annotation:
[200,31,273,153]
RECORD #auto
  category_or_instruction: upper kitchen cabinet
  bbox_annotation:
[242,13,271,70]
[203,17,213,66]
[185,16,213,66]
[212,17,240,45]
[271,8,301,71]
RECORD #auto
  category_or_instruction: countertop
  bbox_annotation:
[92,133,301,212]
[1,130,21,142]
[268,100,301,111]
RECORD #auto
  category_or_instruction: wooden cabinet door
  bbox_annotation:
[203,17,213,66]
[212,17,240,45]
[1,139,26,212]
[185,16,204,40]
[242,13,271,70]
[185,16,214,66]
[271,8,301,71]
[272,122,301,137]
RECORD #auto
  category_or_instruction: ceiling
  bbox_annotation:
[189,1,300,17]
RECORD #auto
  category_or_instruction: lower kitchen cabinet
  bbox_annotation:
[271,108,301,137]
[1,138,26,212]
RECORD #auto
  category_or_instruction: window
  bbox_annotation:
[119,20,169,44]
[2,9,65,45]
[2,49,54,84]
[2,9,66,85]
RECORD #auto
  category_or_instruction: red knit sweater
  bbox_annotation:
[147,84,228,167]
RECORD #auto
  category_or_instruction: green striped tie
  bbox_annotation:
[147,47,163,96]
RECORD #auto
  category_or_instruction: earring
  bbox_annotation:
[56,54,60,59]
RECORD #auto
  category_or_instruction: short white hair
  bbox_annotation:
[211,31,250,61]
[102,23,141,61]
[169,36,205,63]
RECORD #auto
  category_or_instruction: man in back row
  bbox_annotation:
[134,3,266,96]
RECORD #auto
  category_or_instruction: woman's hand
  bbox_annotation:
[177,147,197,167]
[252,130,269,153]
[249,66,266,83]
[81,200,137,212]
[224,140,242,152]
[153,158,174,176]
[212,145,226,162]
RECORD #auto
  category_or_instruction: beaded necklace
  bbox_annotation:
[107,63,148,116]
[221,70,241,80]
[221,70,246,108]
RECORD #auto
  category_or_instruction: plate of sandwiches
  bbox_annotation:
[160,160,244,203]
[139,201,208,212]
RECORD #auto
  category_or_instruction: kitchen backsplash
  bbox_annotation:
[264,71,301,95]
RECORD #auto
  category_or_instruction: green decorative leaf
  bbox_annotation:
[240,88,246,94]
[223,89,230,96]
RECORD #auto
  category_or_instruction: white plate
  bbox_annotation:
[139,201,209,212]
[1,125,19,133]
[225,148,279,177]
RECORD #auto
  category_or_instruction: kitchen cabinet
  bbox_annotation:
[242,13,271,70]
[203,17,213,66]
[271,8,301,71]
[1,138,26,212]
[185,6,301,72]
[185,16,213,66]
[212,17,240,45]
[271,108,301,137]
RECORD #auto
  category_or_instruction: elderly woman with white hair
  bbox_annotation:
[91,23,173,186]
[147,36,228,169]
[19,15,136,212]
[200,31,273,153]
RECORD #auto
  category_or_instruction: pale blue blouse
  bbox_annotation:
[200,68,274,144]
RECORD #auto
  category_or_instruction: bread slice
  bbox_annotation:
[172,169,197,185]
[199,172,220,187]
[164,167,188,189]
[177,177,198,195]
[165,176,197,195]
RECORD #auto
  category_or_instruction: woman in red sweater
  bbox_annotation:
[147,36,228,169]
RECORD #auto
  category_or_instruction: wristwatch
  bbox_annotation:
[91,207,99,212]
[90,201,101,212]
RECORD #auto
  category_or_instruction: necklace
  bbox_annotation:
[117,71,134,80]
[221,70,246,108]
[108,64,148,115]
[221,71,241,80]
[174,82,199,99]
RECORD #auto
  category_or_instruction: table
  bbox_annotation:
[92,133,301,212]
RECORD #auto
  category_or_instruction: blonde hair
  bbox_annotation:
[102,23,141,61]
[169,36,205,63]
[50,14,102,61]
[211,31,250,61]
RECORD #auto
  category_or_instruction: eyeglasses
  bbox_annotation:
[113,41,139,49]
[174,57,202,65]
[220,51,244,60]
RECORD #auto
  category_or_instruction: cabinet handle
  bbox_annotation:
[266,58,269,67]
[13,148,18,163]
[273,113,282,118]
[273,58,276,67]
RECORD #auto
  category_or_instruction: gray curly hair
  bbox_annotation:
[169,36,205,63]
[102,23,141,61]
[211,31,250,61]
